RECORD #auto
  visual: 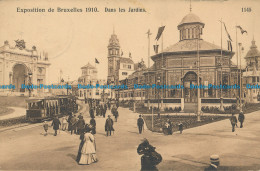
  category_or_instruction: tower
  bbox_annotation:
[107,30,121,84]
[245,38,260,72]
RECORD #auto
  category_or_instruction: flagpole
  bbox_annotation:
[236,25,239,100]
[161,25,164,111]
[148,30,151,68]
[146,29,151,115]
[239,43,243,112]
[220,18,224,111]
[197,26,201,121]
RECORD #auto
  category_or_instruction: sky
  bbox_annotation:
[0,0,259,84]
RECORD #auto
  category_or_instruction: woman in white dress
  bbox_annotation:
[79,128,97,165]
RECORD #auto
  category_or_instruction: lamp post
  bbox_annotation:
[220,18,224,112]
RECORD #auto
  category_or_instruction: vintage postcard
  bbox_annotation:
[0,0,260,170]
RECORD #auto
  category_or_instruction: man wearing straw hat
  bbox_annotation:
[204,155,221,171]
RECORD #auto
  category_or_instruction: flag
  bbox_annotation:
[155,26,165,41]
[227,40,232,52]
[95,58,99,64]
[153,45,159,53]
[121,51,123,56]
[236,26,247,34]
[223,22,232,41]
[129,52,132,58]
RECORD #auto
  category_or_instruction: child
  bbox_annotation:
[178,122,183,134]
[43,121,48,136]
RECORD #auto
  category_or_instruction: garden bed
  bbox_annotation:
[143,115,230,133]
[0,116,28,128]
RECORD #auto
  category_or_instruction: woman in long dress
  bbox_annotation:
[78,128,97,165]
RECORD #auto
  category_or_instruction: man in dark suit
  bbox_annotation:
[137,115,144,134]
[230,113,237,132]
[238,112,245,128]
[105,115,114,136]
[114,109,119,122]
[89,107,94,118]
[90,116,96,134]
[70,115,77,135]
[77,116,85,135]
[51,116,61,136]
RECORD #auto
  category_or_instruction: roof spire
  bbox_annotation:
[190,0,192,12]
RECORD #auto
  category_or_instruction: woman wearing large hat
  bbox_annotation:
[78,127,97,165]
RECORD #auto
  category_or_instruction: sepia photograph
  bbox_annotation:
[0,0,260,170]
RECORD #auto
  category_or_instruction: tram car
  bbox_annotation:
[25,95,78,122]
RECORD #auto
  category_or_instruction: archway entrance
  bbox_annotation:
[13,64,28,92]
[183,71,198,103]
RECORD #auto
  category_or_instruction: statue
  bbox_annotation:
[15,39,26,50]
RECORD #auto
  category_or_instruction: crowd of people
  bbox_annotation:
[43,99,247,169]
[43,100,121,165]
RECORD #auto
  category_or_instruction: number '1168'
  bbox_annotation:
[242,8,251,12]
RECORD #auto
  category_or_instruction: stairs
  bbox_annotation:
[184,103,197,113]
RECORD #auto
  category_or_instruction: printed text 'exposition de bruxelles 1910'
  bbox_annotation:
[2,84,260,90]
[16,7,146,13]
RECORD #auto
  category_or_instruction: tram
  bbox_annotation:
[25,95,78,122]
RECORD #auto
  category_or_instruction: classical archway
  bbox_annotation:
[12,64,28,92]
[183,71,198,103]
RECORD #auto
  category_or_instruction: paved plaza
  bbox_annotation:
[0,104,260,170]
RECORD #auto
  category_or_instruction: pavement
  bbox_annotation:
[0,107,26,120]
[0,103,260,170]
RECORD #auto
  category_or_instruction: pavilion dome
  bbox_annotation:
[178,12,204,27]
[177,12,205,41]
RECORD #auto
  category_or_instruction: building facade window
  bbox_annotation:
[253,77,256,83]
